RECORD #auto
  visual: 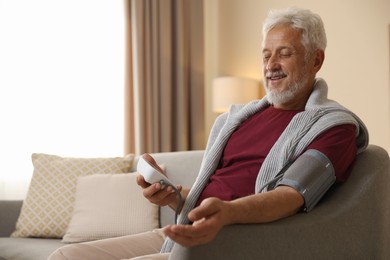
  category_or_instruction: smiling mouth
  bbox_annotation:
[266,71,287,81]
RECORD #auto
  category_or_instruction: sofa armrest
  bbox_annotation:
[169,145,390,259]
[0,200,22,237]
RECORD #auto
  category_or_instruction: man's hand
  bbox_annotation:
[136,153,186,209]
[164,197,232,247]
[136,174,183,207]
[164,186,304,247]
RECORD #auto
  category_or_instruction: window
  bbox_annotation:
[0,0,125,199]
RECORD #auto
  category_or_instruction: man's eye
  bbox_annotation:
[263,55,270,62]
[280,52,293,58]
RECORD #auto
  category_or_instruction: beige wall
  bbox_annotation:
[204,0,390,152]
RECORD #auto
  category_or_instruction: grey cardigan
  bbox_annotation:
[161,78,369,252]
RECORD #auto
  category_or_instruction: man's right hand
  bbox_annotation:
[136,153,188,210]
[136,174,183,208]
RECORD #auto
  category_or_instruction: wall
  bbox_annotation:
[204,0,390,152]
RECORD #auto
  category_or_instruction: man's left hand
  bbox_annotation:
[163,197,232,247]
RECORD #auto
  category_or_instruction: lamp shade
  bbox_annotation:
[212,77,260,113]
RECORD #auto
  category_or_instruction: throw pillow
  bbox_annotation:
[11,153,134,238]
[62,173,159,243]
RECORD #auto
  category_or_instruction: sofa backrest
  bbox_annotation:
[131,150,204,227]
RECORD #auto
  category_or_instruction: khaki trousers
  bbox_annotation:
[48,229,168,260]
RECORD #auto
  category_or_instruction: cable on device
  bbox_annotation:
[159,180,183,224]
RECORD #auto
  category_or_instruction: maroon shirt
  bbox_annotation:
[197,106,357,204]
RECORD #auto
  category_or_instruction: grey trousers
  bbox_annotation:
[48,229,168,260]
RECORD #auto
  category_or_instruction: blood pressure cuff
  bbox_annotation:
[276,149,336,212]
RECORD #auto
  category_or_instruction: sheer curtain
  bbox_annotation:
[124,0,206,155]
[0,1,125,200]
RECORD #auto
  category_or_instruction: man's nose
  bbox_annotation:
[265,55,281,71]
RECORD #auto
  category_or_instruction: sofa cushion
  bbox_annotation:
[11,153,134,238]
[0,237,64,260]
[62,173,159,243]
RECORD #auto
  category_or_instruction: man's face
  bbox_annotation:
[262,25,314,108]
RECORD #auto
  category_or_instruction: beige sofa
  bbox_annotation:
[1,145,390,260]
[0,150,204,260]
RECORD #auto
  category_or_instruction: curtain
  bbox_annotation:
[124,0,205,155]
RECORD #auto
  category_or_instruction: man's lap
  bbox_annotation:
[48,229,167,260]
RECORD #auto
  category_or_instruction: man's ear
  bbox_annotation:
[313,49,325,73]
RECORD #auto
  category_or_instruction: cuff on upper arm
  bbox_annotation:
[276,149,336,212]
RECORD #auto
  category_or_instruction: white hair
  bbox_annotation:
[262,7,327,53]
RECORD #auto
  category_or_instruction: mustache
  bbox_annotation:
[265,70,287,79]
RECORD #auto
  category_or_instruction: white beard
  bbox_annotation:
[266,82,300,105]
[263,67,309,106]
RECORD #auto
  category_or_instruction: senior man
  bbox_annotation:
[49,7,368,260]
